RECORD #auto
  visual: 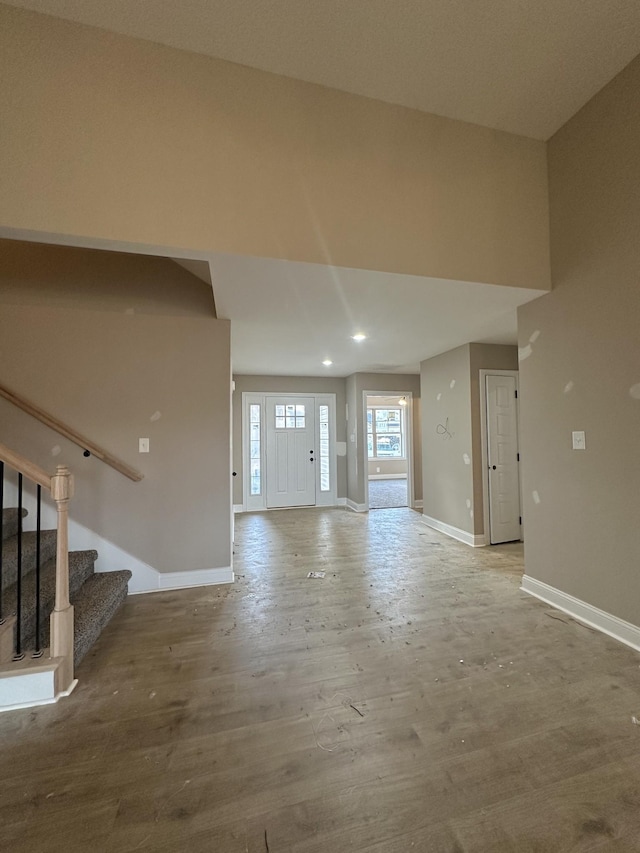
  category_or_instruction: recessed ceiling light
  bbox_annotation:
[351,333,366,342]
[322,359,333,366]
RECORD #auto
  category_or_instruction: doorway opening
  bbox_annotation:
[365,393,411,509]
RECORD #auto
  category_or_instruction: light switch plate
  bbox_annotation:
[139,437,150,453]
[572,430,586,450]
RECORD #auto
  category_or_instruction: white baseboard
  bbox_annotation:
[521,575,640,653]
[153,567,234,592]
[335,497,347,507]
[421,514,486,547]
[413,500,424,510]
[0,659,77,713]
[346,499,367,513]
[233,504,244,514]
[368,474,408,481]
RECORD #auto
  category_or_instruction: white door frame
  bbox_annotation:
[362,390,414,511]
[479,370,523,544]
[241,392,338,512]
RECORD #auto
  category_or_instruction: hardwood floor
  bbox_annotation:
[2,507,640,852]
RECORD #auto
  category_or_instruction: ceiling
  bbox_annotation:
[210,253,545,376]
[5,0,640,140]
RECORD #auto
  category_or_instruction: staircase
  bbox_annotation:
[1,507,131,667]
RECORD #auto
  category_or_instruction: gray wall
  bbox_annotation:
[347,373,422,507]
[518,53,640,626]
[0,240,231,574]
[469,343,519,535]
[421,345,474,532]
[346,374,359,504]
[421,342,518,536]
[368,459,408,477]
[232,375,348,504]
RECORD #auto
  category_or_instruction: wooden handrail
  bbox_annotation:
[0,384,143,482]
[0,441,51,490]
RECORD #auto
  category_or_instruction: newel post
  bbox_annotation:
[50,465,75,692]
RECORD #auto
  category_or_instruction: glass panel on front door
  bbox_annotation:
[275,403,306,429]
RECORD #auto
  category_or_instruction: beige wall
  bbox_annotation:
[518,54,640,626]
[0,240,231,574]
[469,343,519,534]
[347,374,422,507]
[232,375,347,504]
[421,346,474,532]
[0,5,550,291]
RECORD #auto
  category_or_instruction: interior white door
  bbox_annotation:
[486,375,521,544]
[266,397,316,508]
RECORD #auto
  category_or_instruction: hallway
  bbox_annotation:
[2,508,640,851]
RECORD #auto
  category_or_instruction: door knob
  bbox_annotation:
[492,465,497,470]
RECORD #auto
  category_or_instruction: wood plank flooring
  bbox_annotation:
[2,507,640,852]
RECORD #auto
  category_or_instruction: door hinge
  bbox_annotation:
[517,452,520,461]
[519,516,522,525]
[515,389,518,398]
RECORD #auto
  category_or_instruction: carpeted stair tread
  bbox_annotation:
[4,549,99,651]
[73,571,131,666]
[1,529,57,590]
[2,508,28,542]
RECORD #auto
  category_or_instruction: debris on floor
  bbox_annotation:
[307,571,326,579]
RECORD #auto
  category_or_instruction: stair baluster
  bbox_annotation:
[0,460,3,625]
[34,484,43,658]
[14,473,23,660]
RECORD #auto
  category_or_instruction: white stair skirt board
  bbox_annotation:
[5,482,234,594]
[421,514,487,547]
[346,499,367,513]
[65,517,233,594]
[0,662,77,714]
[521,575,640,654]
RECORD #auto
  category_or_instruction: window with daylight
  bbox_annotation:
[367,407,403,458]
[319,404,330,491]
[249,404,261,495]
[275,404,306,429]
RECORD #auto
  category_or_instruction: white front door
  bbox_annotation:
[486,375,521,544]
[266,397,316,508]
